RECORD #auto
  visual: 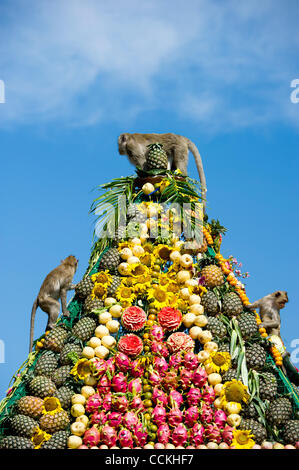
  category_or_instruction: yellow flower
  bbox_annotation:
[232,429,255,449]
[204,352,231,373]
[147,285,175,309]
[91,270,112,287]
[153,244,173,262]
[71,358,93,381]
[116,285,136,306]
[129,263,149,277]
[220,379,250,407]
[139,252,155,267]
[156,179,170,193]
[91,283,107,300]
[118,241,133,252]
[42,397,63,415]
[31,428,52,449]
[175,298,188,311]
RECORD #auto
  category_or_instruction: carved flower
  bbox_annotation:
[158,307,182,331]
[121,306,147,332]
[117,334,143,357]
[166,332,194,354]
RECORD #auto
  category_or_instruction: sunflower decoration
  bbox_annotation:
[142,241,154,254]
[133,274,152,294]
[71,358,94,381]
[232,429,255,449]
[153,244,173,263]
[220,379,250,409]
[91,283,108,300]
[147,285,176,310]
[42,397,63,415]
[31,428,52,449]
[139,251,155,267]
[204,351,231,374]
[117,241,134,252]
[129,263,150,278]
[116,283,136,308]
[175,298,189,311]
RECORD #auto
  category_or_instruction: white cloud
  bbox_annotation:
[0,0,298,130]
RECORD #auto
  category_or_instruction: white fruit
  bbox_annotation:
[120,248,133,260]
[189,294,201,305]
[180,254,193,268]
[99,312,112,324]
[142,183,155,195]
[127,256,140,265]
[177,270,191,284]
[182,313,196,328]
[84,375,97,386]
[185,279,198,288]
[131,237,142,245]
[106,319,120,333]
[95,325,109,338]
[101,335,116,349]
[180,288,191,300]
[190,304,204,315]
[104,297,117,307]
[189,326,202,340]
[132,245,144,256]
[194,315,208,327]
[68,435,83,449]
[82,346,95,359]
[174,240,184,250]
[170,251,181,263]
[208,373,222,386]
[71,404,85,418]
[71,422,86,436]
[94,345,110,359]
[109,304,122,318]
[204,341,218,352]
[80,386,95,399]
[118,262,130,275]
[227,414,241,427]
[197,350,210,362]
[198,330,213,344]
[76,414,90,427]
[87,337,102,349]
[207,442,218,449]
[147,205,158,218]
[224,401,241,415]
[71,394,86,405]
[214,383,224,396]
[139,223,148,234]
[213,397,222,409]
[218,443,229,449]
[140,234,149,243]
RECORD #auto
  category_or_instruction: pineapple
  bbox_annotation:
[84,295,104,313]
[206,317,227,338]
[17,396,44,419]
[201,291,219,316]
[51,366,72,387]
[99,248,121,272]
[41,430,69,449]
[34,351,58,377]
[107,275,122,297]
[237,312,258,339]
[222,292,243,317]
[239,418,267,444]
[0,436,34,449]
[245,344,266,370]
[242,402,258,419]
[201,265,224,288]
[222,368,243,383]
[39,409,70,433]
[266,397,293,427]
[259,372,277,401]
[28,376,57,399]
[60,342,82,365]
[72,317,97,342]
[282,420,299,445]
[10,414,39,438]
[43,326,69,353]
[75,277,94,299]
[55,386,74,409]
[146,143,168,170]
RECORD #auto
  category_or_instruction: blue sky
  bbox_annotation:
[0,0,299,399]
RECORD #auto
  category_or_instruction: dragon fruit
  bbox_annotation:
[180,369,193,390]
[171,424,188,447]
[183,352,199,370]
[149,370,161,386]
[101,425,117,447]
[112,372,127,393]
[102,392,112,411]
[152,387,168,407]
[134,422,148,447]
[185,406,199,428]
[221,425,233,445]
[106,357,115,375]
[115,352,131,373]
[130,359,144,377]
[85,393,102,413]
[130,395,144,411]
[128,378,142,395]
[162,370,177,391]
[204,423,222,444]
[122,411,139,431]
[186,387,201,406]
[151,324,164,341]
[83,426,101,447]
[214,409,227,428]
[152,404,167,426]
[92,358,107,377]
[157,423,170,445]
[108,411,123,428]
[112,395,128,413]
[190,423,205,446]
[154,356,168,374]
[168,408,183,427]
[192,367,208,387]
[169,353,183,368]
[90,410,107,425]
[202,385,216,404]
[200,403,214,425]
[118,428,133,448]
[151,341,169,357]
[97,375,111,395]
[169,390,184,409]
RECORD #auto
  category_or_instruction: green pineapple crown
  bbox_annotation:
[147,142,164,151]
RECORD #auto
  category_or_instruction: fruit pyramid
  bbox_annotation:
[0,160,299,450]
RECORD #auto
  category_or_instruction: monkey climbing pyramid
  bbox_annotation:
[0,165,299,450]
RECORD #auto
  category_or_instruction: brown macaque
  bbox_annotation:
[247,290,289,338]
[29,255,78,352]
[118,133,207,206]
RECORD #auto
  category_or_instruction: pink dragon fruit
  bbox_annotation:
[90,410,107,425]
[183,352,199,370]
[130,395,144,411]
[118,428,133,448]
[152,404,167,426]
[192,367,208,387]
[108,411,123,428]
[83,426,101,447]
[149,370,161,386]
[162,370,177,391]
[151,341,169,357]
[185,406,199,428]
[157,423,170,445]
[200,403,214,425]
[169,353,183,368]
[122,411,139,431]
[112,372,127,393]
[112,395,128,413]
[115,352,131,373]
[168,408,183,427]
[204,423,222,444]
[134,422,148,447]
[128,378,142,395]
[190,423,205,446]
[169,390,184,409]
[101,425,117,447]
[221,425,233,445]
[97,375,111,395]
[152,387,168,407]
[130,359,144,377]
[180,369,193,390]
[85,393,102,413]
[202,385,216,404]
[106,357,115,375]
[102,392,112,411]
[151,324,164,341]
[186,387,202,406]
[154,356,168,374]
[214,409,227,428]
[171,424,188,447]
[92,358,107,377]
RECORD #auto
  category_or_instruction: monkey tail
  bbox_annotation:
[29,298,38,353]
[187,139,207,209]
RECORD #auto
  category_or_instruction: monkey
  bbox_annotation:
[29,255,78,352]
[247,290,289,339]
[118,133,207,206]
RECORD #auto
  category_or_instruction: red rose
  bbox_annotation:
[158,307,182,331]
[118,334,143,357]
[122,306,147,332]
[167,332,194,354]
